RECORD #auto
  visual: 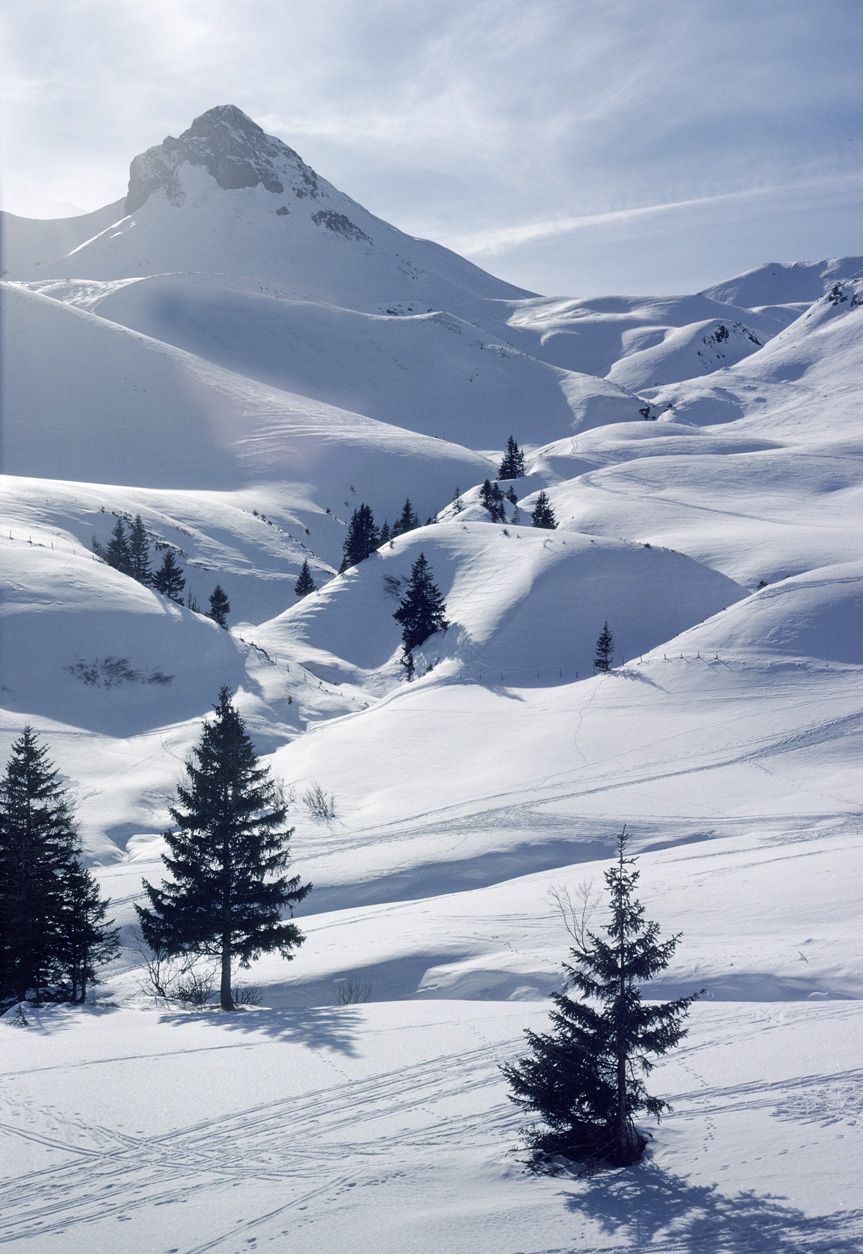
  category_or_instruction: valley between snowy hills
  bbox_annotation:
[0,106,861,1252]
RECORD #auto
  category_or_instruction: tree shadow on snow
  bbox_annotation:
[562,1162,862,1252]
[0,1002,123,1036]
[610,667,667,691]
[161,1004,361,1057]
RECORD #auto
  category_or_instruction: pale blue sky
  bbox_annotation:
[2,0,862,294]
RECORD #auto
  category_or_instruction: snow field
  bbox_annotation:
[0,999,860,1252]
[1,109,862,1251]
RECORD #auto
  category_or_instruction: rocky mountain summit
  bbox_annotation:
[125,104,321,212]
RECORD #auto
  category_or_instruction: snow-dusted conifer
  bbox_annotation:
[502,831,701,1167]
[340,504,379,571]
[0,729,79,1002]
[56,863,119,1003]
[137,689,311,1010]
[393,552,448,675]
[479,480,506,522]
[128,515,152,584]
[208,584,231,628]
[498,436,526,480]
[294,560,316,598]
[594,622,614,673]
[153,550,185,603]
[105,518,133,575]
[530,491,556,529]
[392,498,420,537]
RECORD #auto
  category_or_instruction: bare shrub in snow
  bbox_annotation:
[335,978,373,1005]
[547,879,600,950]
[174,966,216,1007]
[65,658,173,688]
[231,981,262,1006]
[303,782,337,822]
[137,938,216,1007]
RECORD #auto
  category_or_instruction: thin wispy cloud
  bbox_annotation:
[455,175,863,258]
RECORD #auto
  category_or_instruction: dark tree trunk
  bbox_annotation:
[220,933,234,1010]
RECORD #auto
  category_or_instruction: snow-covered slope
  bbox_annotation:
[19,273,631,444]
[0,283,493,518]
[702,254,863,306]
[0,198,125,278]
[505,290,796,383]
[1,104,862,1254]
[528,281,863,585]
[254,524,743,689]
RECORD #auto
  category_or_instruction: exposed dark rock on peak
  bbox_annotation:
[311,209,371,245]
[125,104,320,213]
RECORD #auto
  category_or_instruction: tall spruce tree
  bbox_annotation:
[208,584,231,628]
[392,498,420,537]
[530,491,557,529]
[498,436,526,480]
[393,552,449,676]
[594,622,614,672]
[0,729,80,1002]
[56,863,119,1003]
[137,689,311,1010]
[105,518,133,575]
[128,515,152,584]
[294,560,316,598]
[502,831,701,1168]
[152,550,186,603]
[340,504,379,571]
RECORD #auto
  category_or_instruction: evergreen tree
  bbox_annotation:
[392,498,420,537]
[498,436,526,480]
[56,863,119,1003]
[294,560,316,598]
[378,520,392,545]
[136,689,311,1010]
[0,729,79,1002]
[530,491,557,529]
[594,622,614,673]
[105,518,132,575]
[393,552,449,674]
[340,504,379,571]
[128,515,152,584]
[502,831,701,1167]
[152,550,186,603]
[208,584,231,628]
[479,479,506,522]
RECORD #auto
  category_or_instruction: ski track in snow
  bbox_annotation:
[0,1042,506,1247]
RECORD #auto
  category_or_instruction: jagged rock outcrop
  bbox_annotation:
[125,104,320,212]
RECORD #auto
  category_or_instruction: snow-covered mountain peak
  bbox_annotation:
[8,105,528,305]
[125,103,320,212]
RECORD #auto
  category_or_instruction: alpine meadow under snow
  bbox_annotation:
[1,104,861,1251]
